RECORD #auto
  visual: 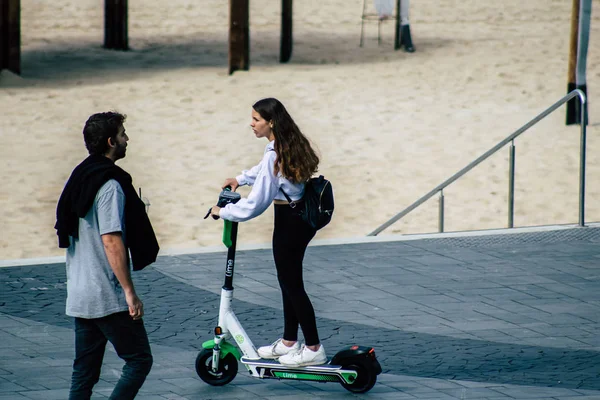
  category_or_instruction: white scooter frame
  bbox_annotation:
[197,189,381,393]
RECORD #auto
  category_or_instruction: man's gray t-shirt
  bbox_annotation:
[66,179,129,318]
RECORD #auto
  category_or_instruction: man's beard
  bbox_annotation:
[114,143,127,160]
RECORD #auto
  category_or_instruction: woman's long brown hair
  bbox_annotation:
[252,98,319,183]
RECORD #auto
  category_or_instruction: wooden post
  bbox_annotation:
[0,0,21,75]
[566,0,580,124]
[566,0,592,125]
[394,0,401,50]
[104,0,128,50]
[229,0,249,74]
[280,0,293,63]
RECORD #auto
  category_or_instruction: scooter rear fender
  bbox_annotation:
[330,345,382,375]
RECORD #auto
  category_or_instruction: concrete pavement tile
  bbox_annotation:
[260,395,325,400]
[495,327,547,340]
[130,379,187,396]
[400,390,457,399]
[489,300,552,315]
[494,386,586,398]
[157,394,189,400]
[345,294,420,310]
[439,387,510,398]
[472,310,544,326]
[0,333,35,348]
[541,272,595,285]
[405,255,468,266]
[161,377,205,392]
[422,280,503,291]
[0,377,28,392]
[573,388,600,396]
[417,378,468,390]
[443,320,520,332]
[18,388,70,399]
[521,336,588,348]
[576,336,600,348]
[0,316,31,328]
[1,376,47,391]
[488,275,559,285]
[379,285,440,297]
[27,376,70,390]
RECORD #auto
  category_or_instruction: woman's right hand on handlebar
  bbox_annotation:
[222,178,239,192]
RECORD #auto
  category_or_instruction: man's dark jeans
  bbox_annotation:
[69,311,153,400]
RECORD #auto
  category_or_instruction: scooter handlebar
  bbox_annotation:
[204,187,242,219]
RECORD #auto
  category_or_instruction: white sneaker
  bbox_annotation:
[257,339,300,359]
[278,344,327,367]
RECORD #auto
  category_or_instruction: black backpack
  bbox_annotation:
[281,175,334,230]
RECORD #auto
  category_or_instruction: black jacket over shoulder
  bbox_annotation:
[55,154,159,271]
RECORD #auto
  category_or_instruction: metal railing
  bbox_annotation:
[369,90,588,236]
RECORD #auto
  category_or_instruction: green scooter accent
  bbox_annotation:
[202,339,242,360]
[222,220,233,248]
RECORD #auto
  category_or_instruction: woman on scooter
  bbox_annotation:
[209,97,327,367]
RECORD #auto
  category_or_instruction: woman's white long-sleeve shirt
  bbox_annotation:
[219,141,305,222]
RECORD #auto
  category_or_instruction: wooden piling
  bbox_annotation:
[394,0,401,50]
[280,0,293,63]
[229,0,249,74]
[104,0,129,50]
[0,0,21,75]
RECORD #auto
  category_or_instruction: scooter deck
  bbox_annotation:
[240,356,357,383]
[240,357,342,372]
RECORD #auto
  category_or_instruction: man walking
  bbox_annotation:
[55,112,159,399]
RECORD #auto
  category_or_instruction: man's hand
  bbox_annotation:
[222,178,239,192]
[102,232,143,320]
[125,291,144,320]
[210,206,221,220]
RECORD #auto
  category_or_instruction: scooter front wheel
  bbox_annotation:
[339,362,377,393]
[195,349,238,386]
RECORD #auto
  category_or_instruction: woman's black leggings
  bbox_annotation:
[272,203,319,346]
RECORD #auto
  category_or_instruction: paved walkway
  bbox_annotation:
[1,226,600,399]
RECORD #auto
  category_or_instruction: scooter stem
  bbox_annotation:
[222,221,238,290]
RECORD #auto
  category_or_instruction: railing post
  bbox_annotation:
[508,141,516,228]
[438,190,444,233]
[579,95,587,226]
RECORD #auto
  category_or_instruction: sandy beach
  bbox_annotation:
[1,0,599,260]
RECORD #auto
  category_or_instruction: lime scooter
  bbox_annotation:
[197,188,382,393]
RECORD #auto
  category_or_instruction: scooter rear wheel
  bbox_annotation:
[339,362,377,393]
[195,349,238,386]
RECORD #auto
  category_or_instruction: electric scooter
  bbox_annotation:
[197,188,382,393]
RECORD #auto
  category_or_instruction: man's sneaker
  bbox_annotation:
[257,339,300,359]
[278,344,327,367]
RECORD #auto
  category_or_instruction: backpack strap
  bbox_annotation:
[279,188,298,209]
[269,149,298,209]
